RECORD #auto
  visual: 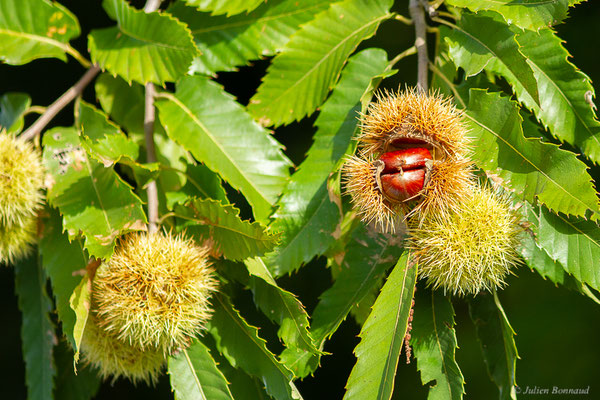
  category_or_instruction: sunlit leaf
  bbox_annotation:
[183,0,264,16]
[248,0,393,126]
[156,75,292,221]
[0,0,80,65]
[469,292,517,400]
[266,48,389,276]
[169,339,234,400]
[174,198,279,260]
[0,92,31,134]
[15,253,56,400]
[42,127,147,258]
[69,269,92,363]
[344,252,417,400]
[465,89,599,218]
[209,294,302,400]
[411,291,464,400]
[169,0,331,75]
[88,0,198,84]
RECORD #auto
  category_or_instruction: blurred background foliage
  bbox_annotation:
[1,1,599,399]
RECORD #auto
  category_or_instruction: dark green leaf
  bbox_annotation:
[169,0,330,74]
[465,89,599,218]
[0,92,31,134]
[344,252,417,400]
[54,342,101,400]
[15,253,56,400]
[538,207,600,292]
[168,339,234,400]
[248,0,393,126]
[156,75,292,221]
[42,127,147,258]
[512,28,600,164]
[266,48,389,276]
[411,291,464,400]
[209,294,302,400]
[95,73,146,135]
[183,0,264,16]
[469,292,518,400]
[88,0,199,84]
[445,0,571,30]
[40,209,88,349]
[0,0,80,65]
[174,198,279,260]
[442,12,539,104]
[166,163,228,209]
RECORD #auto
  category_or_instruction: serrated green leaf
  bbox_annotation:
[411,291,464,400]
[465,89,599,218]
[445,0,571,30]
[156,75,292,221]
[0,92,31,134]
[169,0,330,75]
[42,127,147,259]
[469,292,517,400]
[538,207,600,291]
[95,73,145,135]
[266,48,389,276]
[243,257,319,374]
[209,294,302,400]
[77,100,139,166]
[88,0,198,84]
[0,0,80,65]
[285,225,404,378]
[15,253,56,400]
[248,0,393,126]
[169,339,234,400]
[69,269,92,364]
[53,342,101,400]
[344,252,417,400]
[510,28,600,164]
[40,209,88,349]
[174,197,279,260]
[442,12,539,104]
[183,0,264,16]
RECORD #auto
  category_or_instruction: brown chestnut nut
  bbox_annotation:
[376,148,432,202]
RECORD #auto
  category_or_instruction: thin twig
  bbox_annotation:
[143,0,161,233]
[19,65,101,142]
[388,46,418,70]
[409,0,429,92]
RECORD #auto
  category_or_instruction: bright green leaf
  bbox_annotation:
[442,12,539,104]
[0,92,31,134]
[512,28,600,164]
[53,342,101,400]
[538,207,600,292]
[40,209,88,349]
[344,252,417,400]
[169,339,235,400]
[42,127,147,259]
[0,0,80,65]
[69,269,92,364]
[248,0,393,126]
[169,0,331,75]
[411,291,464,400]
[15,253,56,400]
[469,292,518,400]
[445,0,571,31]
[266,48,389,276]
[183,0,264,16]
[174,198,279,260]
[95,73,146,135]
[88,0,199,84]
[465,89,599,218]
[209,294,302,400]
[156,75,292,221]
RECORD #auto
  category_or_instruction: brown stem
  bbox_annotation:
[143,0,161,234]
[19,65,101,142]
[409,0,429,92]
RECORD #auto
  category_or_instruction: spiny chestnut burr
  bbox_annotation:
[343,89,474,232]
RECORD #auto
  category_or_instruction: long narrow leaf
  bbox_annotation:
[344,252,417,400]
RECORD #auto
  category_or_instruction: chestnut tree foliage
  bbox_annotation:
[1,0,599,399]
